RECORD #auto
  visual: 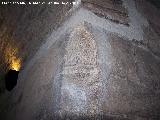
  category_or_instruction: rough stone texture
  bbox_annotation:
[105,33,160,119]
[0,0,160,120]
[135,0,160,57]
[0,0,73,93]
[59,24,102,117]
[82,0,129,26]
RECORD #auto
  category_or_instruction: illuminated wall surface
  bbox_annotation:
[0,0,73,92]
[3,39,21,71]
[0,0,160,120]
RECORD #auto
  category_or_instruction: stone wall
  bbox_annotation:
[0,0,73,93]
[0,0,160,119]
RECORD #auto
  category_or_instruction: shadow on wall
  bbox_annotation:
[146,0,160,9]
[51,114,156,120]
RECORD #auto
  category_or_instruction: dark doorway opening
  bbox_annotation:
[5,70,19,91]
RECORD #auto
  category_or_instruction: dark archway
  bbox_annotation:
[5,70,19,91]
